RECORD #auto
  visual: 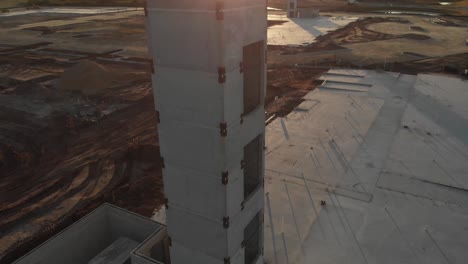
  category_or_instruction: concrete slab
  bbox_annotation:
[89,237,139,264]
[263,69,468,264]
[267,15,358,46]
[14,204,166,264]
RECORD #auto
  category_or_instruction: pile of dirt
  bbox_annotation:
[314,17,411,45]
[56,60,122,95]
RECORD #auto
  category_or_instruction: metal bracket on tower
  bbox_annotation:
[223,257,230,264]
[223,217,230,229]
[160,157,165,168]
[218,67,226,83]
[222,171,229,185]
[239,62,244,73]
[220,122,227,137]
[216,1,224,20]
[164,198,169,209]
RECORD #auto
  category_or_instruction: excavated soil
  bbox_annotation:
[314,17,411,45]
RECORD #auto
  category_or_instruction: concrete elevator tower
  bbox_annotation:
[287,0,298,18]
[146,1,266,264]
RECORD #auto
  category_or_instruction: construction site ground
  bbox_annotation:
[0,4,467,263]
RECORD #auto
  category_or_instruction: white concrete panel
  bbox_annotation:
[224,7,267,71]
[147,1,266,262]
[170,242,221,264]
[166,207,228,259]
[226,167,245,217]
[147,10,221,72]
[228,190,264,255]
[147,3,266,72]
[166,188,263,260]
[154,67,223,126]
[170,241,246,264]
[163,164,226,219]
[158,121,223,173]
[229,107,266,147]
[163,162,252,220]
[159,107,264,173]
[224,70,244,126]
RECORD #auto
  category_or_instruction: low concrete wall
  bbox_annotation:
[14,204,165,264]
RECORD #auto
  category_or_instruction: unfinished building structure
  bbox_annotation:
[146,0,267,264]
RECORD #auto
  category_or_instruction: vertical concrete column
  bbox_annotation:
[287,0,298,18]
[145,1,266,263]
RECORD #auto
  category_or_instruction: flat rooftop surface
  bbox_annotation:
[264,69,468,264]
[267,15,358,45]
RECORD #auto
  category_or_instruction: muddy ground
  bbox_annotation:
[1,7,467,263]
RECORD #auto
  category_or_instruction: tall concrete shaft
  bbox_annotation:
[287,0,298,18]
[146,1,266,263]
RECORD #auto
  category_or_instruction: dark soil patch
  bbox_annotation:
[73,34,93,38]
[403,33,432,40]
[269,42,347,55]
[403,51,428,58]
[23,26,55,35]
